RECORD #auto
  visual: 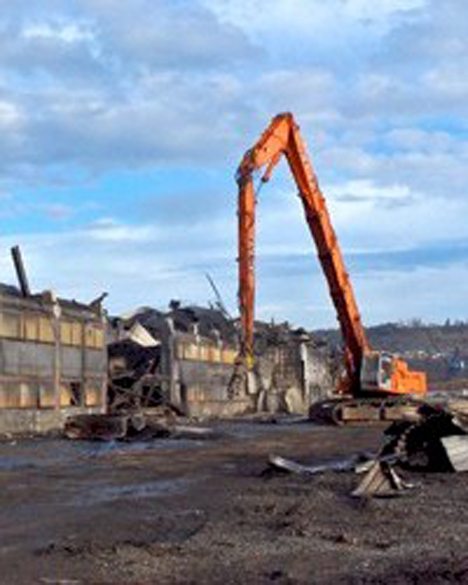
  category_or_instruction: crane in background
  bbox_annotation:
[236,113,426,422]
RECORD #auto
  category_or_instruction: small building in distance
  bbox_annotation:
[0,283,107,434]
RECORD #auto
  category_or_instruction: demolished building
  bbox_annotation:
[108,301,335,417]
[0,283,107,434]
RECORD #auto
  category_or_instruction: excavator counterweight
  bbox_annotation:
[236,113,426,420]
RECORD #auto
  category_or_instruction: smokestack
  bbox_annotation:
[11,245,31,298]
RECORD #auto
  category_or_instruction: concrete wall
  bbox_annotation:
[254,341,334,414]
[169,333,251,417]
[175,359,252,417]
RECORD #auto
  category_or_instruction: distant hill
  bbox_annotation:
[313,321,468,390]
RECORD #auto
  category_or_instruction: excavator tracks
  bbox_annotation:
[309,396,425,426]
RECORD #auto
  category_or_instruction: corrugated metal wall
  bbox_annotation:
[0,292,107,412]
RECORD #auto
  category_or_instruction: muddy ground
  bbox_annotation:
[1,420,468,584]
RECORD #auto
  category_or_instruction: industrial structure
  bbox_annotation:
[0,248,107,433]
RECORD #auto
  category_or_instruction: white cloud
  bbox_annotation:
[0,211,237,315]
[252,70,339,126]
[254,176,468,259]
[0,0,467,327]
[355,263,468,325]
[23,21,93,43]
[253,255,468,329]
[206,0,426,39]
[79,0,257,70]
[422,68,468,100]
[85,218,157,243]
[0,100,23,127]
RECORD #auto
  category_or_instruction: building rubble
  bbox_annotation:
[107,302,336,419]
[64,301,336,440]
[268,402,468,498]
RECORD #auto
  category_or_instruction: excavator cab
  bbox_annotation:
[361,351,426,395]
[361,352,394,393]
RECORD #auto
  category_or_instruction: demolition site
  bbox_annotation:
[2,115,468,584]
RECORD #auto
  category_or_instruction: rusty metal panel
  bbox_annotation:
[0,313,21,339]
[84,324,94,348]
[0,383,19,407]
[40,385,55,408]
[38,317,54,343]
[207,344,221,363]
[19,382,38,407]
[199,345,208,361]
[85,385,102,407]
[183,343,190,360]
[24,315,39,341]
[84,323,103,348]
[181,342,199,361]
[71,322,82,346]
[0,381,38,408]
[83,323,105,349]
[94,327,105,348]
[60,321,73,345]
[179,342,189,360]
[0,379,53,409]
[60,383,72,406]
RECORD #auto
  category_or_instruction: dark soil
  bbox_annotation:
[1,421,467,584]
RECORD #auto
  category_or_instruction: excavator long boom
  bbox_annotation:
[238,113,370,392]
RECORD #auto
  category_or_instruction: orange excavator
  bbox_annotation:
[236,113,426,422]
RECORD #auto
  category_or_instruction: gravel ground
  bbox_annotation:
[1,421,468,584]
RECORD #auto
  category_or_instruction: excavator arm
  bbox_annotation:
[237,113,426,398]
[237,113,369,392]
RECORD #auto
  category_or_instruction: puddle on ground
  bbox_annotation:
[0,435,216,470]
[82,438,211,457]
[0,457,35,471]
[68,477,195,506]
[211,420,322,439]
[0,420,321,471]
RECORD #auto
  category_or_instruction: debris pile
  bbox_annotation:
[107,315,169,412]
[108,303,243,417]
[63,406,219,441]
[268,402,468,498]
[64,406,177,441]
[382,403,467,472]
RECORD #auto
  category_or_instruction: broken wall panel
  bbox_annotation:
[177,357,251,417]
[254,325,335,413]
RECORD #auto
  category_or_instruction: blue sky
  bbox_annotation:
[1,0,468,328]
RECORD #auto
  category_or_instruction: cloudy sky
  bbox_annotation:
[0,0,467,328]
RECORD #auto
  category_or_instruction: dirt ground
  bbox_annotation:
[1,420,468,584]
